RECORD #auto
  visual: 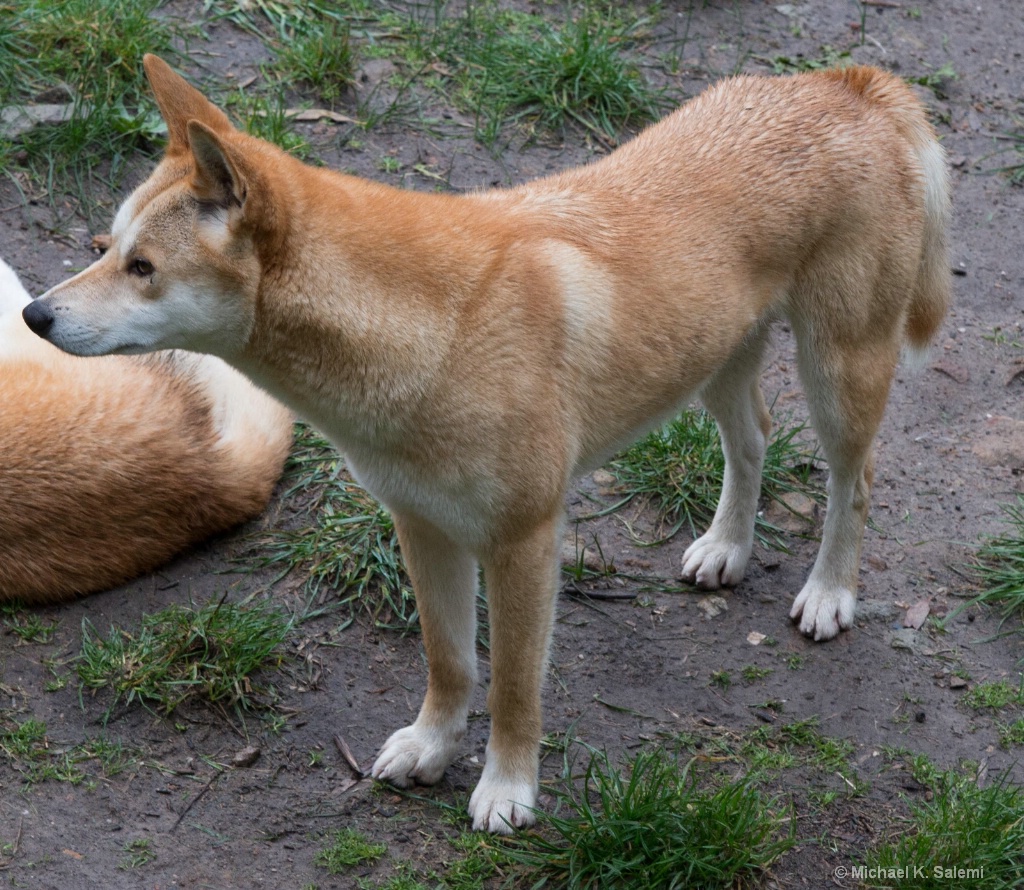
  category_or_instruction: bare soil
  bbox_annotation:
[2,1,1024,888]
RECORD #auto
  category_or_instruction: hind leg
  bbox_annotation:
[789,328,901,641]
[682,327,771,589]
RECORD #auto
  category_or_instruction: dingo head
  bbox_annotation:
[23,55,276,358]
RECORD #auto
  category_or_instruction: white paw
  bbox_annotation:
[467,764,537,835]
[789,583,856,641]
[681,532,751,588]
[371,722,462,788]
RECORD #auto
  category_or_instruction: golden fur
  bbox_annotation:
[1,259,292,603]
[24,57,950,831]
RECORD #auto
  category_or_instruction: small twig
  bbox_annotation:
[172,772,220,831]
[862,0,902,7]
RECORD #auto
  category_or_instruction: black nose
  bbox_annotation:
[22,300,55,338]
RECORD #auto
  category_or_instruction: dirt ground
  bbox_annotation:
[2,1,1024,887]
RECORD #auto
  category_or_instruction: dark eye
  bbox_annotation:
[129,257,155,277]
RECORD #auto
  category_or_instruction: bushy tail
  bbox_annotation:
[175,353,294,507]
[826,67,951,359]
[904,133,952,356]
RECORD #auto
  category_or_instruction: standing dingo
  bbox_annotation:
[23,56,950,832]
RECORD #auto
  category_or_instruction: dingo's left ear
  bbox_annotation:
[187,121,248,210]
[144,54,233,153]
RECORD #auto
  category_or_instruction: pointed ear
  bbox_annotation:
[187,121,247,209]
[143,54,233,153]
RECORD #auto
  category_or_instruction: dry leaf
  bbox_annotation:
[334,733,365,777]
[287,108,358,124]
[746,631,767,645]
[903,599,931,630]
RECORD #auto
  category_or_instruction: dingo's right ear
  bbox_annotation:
[143,54,234,154]
[187,121,249,211]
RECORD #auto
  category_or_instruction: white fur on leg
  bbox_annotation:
[467,756,538,835]
[789,582,856,641]
[681,529,752,588]
[372,718,464,788]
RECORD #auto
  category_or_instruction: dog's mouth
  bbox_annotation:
[107,342,149,356]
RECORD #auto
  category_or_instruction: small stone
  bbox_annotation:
[0,103,77,140]
[889,628,920,652]
[949,676,968,690]
[697,595,728,620]
[232,745,261,768]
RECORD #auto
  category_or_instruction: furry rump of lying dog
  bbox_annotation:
[0,258,292,604]
[23,57,950,831]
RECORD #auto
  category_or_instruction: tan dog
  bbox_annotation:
[0,256,292,603]
[23,56,950,831]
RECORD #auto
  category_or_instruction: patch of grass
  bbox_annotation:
[0,718,48,761]
[76,597,292,720]
[512,747,794,889]
[741,718,856,784]
[607,407,820,546]
[119,839,156,870]
[314,828,386,874]
[742,665,772,682]
[999,718,1024,748]
[710,669,732,691]
[211,0,359,42]
[271,16,355,104]
[358,871,431,890]
[0,718,131,786]
[862,771,1024,889]
[377,154,403,174]
[0,0,184,219]
[358,1,664,144]
[983,326,1024,349]
[78,736,136,777]
[966,498,1024,619]
[0,604,56,644]
[245,425,415,629]
[961,676,1024,712]
[446,5,665,144]
[776,719,855,772]
[907,62,957,97]
[439,833,511,890]
[765,45,851,73]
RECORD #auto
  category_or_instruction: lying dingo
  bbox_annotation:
[0,256,291,603]
[23,56,950,832]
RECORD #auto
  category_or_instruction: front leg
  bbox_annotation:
[372,512,478,787]
[470,513,562,834]
[682,334,770,589]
